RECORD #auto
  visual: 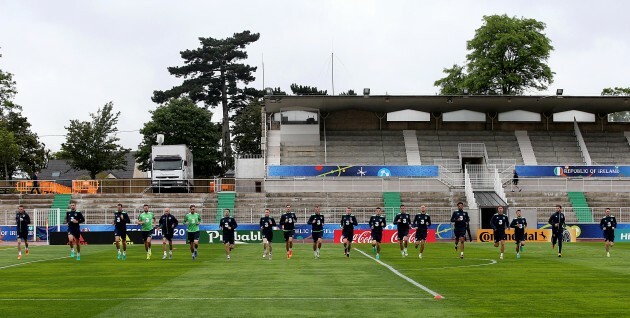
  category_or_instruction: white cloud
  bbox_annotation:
[1,0,629,151]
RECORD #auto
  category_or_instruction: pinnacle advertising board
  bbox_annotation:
[332,229,436,243]
[199,230,285,244]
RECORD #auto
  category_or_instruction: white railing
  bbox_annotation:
[513,178,630,193]
[493,167,507,203]
[458,143,488,161]
[4,177,630,195]
[465,164,495,190]
[486,159,516,173]
[0,207,461,227]
[434,159,461,172]
[464,167,478,209]
[4,207,630,236]
[573,119,592,165]
[437,166,464,188]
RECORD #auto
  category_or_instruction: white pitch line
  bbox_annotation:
[402,259,497,271]
[0,256,69,270]
[354,248,443,299]
[0,297,435,301]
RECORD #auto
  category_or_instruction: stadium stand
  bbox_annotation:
[567,192,594,222]
[505,191,577,222]
[581,131,630,164]
[514,130,538,165]
[281,130,407,165]
[416,130,523,166]
[217,192,236,221]
[529,131,585,165]
[50,194,72,225]
[382,192,401,222]
[234,192,385,223]
[0,194,55,212]
[70,193,215,211]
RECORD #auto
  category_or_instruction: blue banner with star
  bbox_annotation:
[267,165,439,177]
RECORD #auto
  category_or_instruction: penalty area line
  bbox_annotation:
[354,248,444,299]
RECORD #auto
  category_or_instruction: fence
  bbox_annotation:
[434,159,461,172]
[4,176,630,194]
[0,206,458,227]
[4,206,630,228]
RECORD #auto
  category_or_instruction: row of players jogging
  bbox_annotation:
[13,202,618,261]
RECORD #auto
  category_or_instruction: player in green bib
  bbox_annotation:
[184,205,202,260]
[136,204,155,259]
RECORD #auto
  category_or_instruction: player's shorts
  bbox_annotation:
[163,231,174,241]
[604,230,615,242]
[454,228,466,239]
[494,230,506,243]
[262,230,273,242]
[223,231,235,244]
[68,227,81,239]
[397,228,409,240]
[415,229,428,241]
[311,231,322,242]
[514,230,525,244]
[512,179,519,185]
[114,228,127,238]
[283,230,294,242]
[141,230,153,241]
[342,230,354,242]
[371,230,382,243]
[17,230,28,240]
[187,231,200,242]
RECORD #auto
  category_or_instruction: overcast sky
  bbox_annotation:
[1,0,629,152]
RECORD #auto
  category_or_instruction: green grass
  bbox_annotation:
[1,242,628,317]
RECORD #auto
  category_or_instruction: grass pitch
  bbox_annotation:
[1,242,628,317]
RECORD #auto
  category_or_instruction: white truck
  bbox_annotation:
[151,144,194,193]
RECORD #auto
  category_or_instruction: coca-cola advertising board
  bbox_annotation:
[333,229,436,243]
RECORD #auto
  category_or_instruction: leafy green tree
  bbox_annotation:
[0,51,18,115]
[0,127,19,179]
[136,98,221,178]
[435,14,554,95]
[271,87,287,95]
[60,102,130,179]
[0,52,47,178]
[602,87,630,96]
[2,111,47,176]
[290,84,328,95]
[340,89,357,96]
[602,87,630,122]
[152,31,260,171]
[433,65,466,95]
[232,100,262,156]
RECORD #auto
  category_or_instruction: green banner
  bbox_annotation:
[199,230,285,244]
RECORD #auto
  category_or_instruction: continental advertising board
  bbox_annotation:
[477,228,577,242]
[538,223,630,242]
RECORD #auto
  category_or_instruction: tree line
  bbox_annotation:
[1,15,628,180]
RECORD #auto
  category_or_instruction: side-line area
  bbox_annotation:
[353,248,444,299]
[0,297,435,301]
[0,256,69,270]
